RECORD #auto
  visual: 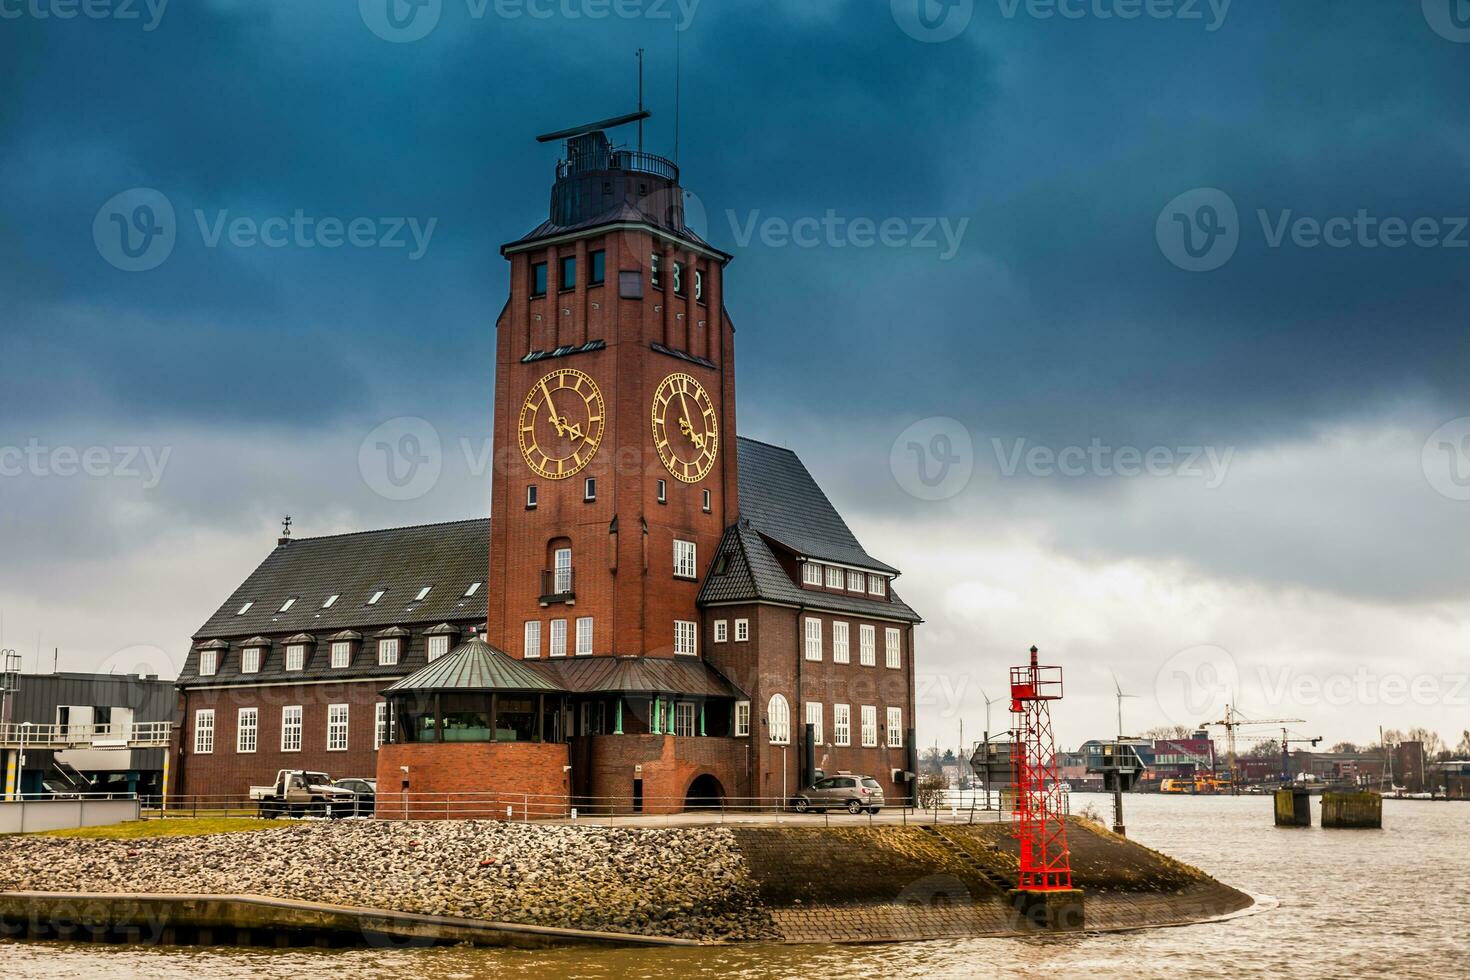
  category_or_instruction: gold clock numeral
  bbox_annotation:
[519,367,606,480]
[651,372,719,484]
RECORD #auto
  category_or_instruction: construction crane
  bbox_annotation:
[1200,706,1305,794]
[1237,729,1323,784]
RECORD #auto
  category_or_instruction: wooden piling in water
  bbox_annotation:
[1274,789,1311,827]
[1321,791,1382,829]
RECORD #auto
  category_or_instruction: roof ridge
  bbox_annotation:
[734,434,795,454]
[289,517,488,544]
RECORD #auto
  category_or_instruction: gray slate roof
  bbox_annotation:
[194,519,490,640]
[383,638,564,694]
[531,656,744,698]
[699,522,921,623]
[736,437,900,575]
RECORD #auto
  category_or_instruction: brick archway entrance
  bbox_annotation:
[685,772,726,809]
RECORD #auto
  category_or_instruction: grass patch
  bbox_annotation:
[37,817,271,840]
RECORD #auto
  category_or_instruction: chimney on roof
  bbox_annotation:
[278,515,293,547]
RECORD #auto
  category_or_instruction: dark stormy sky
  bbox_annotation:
[3,0,1469,751]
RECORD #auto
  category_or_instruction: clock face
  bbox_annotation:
[651,372,719,483]
[518,368,605,480]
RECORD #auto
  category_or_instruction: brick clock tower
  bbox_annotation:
[487,111,737,662]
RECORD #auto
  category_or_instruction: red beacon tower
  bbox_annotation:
[1009,645,1084,927]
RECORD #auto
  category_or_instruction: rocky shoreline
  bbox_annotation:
[0,821,778,943]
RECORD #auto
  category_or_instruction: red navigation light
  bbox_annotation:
[1010,645,1073,892]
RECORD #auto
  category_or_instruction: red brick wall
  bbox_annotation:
[571,733,749,814]
[376,741,570,820]
[707,603,916,806]
[173,681,388,799]
[487,224,735,663]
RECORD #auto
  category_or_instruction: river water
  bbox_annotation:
[2,795,1464,978]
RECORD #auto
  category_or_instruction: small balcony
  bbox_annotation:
[540,567,575,606]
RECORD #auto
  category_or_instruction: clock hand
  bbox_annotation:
[679,417,706,451]
[562,419,585,441]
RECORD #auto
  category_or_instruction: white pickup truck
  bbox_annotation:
[250,769,356,818]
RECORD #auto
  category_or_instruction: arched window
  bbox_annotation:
[767,694,791,745]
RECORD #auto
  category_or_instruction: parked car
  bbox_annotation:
[250,769,356,818]
[791,774,885,814]
[333,777,377,816]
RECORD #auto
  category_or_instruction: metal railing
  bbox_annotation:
[137,789,1070,827]
[0,721,172,749]
[540,567,574,602]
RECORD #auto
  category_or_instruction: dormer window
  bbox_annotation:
[868,574,887,597]
[413,586,432,602]
[464,582,482,598]
[824,565,843,589]
[236,601,253,615]
[802,562,822,586]
[847,570,865,592]
[242,647,262,674]
[198,648,218,676]
[332,641,352,668]
[367,590,385,606]
[279,597,298,613]
[323,594,340,608]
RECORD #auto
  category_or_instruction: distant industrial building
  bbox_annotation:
[0,664,175,798]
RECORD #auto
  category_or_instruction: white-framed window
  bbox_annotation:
[524,621,542,659]
[767,694,790,744]
[834,704,851,746]
[868,574,886,596]
[237,707,258,753]
[674,702,695,737]
[735,700,751,737]
[367,589,385,606]
[674,539,697,579]
[674,620,698,656]
[734,618,749,642]
[281,706,302,752]
[804,617,823,661]
[887,707,904,747]
[241,647,262,674]
[860,625,876,667]
[885,628,902,669]
[378,638,401,666]
[847,570,865,592]
[702,488,711,512]
[331,641,352,669]
[550,618,568,657]
[323,594,340,609]
[198,649,218,677]
[584,476,597,501]
[427,635,451,662]
[413,585,432,602]
[526,484,538,509]
[464,581,482,598]
[236,601,253,615]
[285,644,305,671]
[575,617,594,656]
[833,622,850,664]
[657,479,667,504]
[554,547,573,594]
[193,709,214,754]
[713,620,728,643]
[802,562,822,586]
[825,565,843,588]
[327,704,349,751]
[805,701,823,745]
[375,701,393,751]
[279,597,297,613]
[861,705,878,747]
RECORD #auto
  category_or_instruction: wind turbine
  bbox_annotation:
[1111,671,1139,738]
